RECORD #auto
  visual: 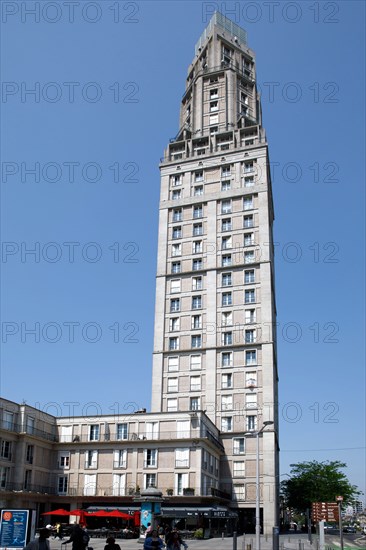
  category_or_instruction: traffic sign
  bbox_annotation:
[311,502,340,522]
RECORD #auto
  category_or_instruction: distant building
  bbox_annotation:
[353,501,364,514]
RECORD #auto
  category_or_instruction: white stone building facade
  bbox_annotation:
[0,13,279,536]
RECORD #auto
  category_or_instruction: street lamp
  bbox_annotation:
[246,420,274,550]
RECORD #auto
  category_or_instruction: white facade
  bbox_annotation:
[151,12,279,530]
[0,14,279,536]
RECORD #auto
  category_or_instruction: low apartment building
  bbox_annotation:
[0,399,231,523]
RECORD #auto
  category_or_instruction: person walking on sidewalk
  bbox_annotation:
[24,528,51,550]
[104,536,121,550]
[143,529,165,549]
[62,524,88,550]
[165,530,188,550]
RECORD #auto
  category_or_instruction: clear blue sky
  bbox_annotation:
[1,1,365,500]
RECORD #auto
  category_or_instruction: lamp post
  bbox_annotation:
[249,420,274,550]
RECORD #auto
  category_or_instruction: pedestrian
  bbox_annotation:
[55,523,63,540]
[80,525,90,548]
[165,530,188,550]
[143,529,165,549]
[104,536,121,550]
[164,526,171,543]
[23,528,51,550]
[61,524,88,550]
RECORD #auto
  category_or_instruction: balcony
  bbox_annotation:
[161,129,264,164]
[175,459,189,468]
[84,463,98,470]
[0,480,236,499]
[143,461,157,468]
[211,487,231,500]
[0,421,17,432]
[54,427,224,450]
[0,452,12,461]
[0,421,58,442]
[0,481,57,494]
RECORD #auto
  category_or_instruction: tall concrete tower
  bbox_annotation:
[151,13,279,531]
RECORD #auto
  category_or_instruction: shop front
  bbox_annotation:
[160,506,238,538]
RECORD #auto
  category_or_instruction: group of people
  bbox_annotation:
[24,524,91,550]
[144,525,188,550]
[24,522,188,550]
[45,523,63,540]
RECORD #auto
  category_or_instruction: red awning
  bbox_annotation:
[105,510,131,520]
[41,509,70,516]
[88,510,131,520]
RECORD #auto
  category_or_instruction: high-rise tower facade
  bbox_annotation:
[152,13,279,530]
[0,13,279,536]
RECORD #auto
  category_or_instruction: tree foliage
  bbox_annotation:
[281,460,361,513]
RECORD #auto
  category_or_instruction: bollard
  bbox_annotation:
[298,539,302,550]
[222,532,225,540]
[233,531,237,550]
[272,526,280,550]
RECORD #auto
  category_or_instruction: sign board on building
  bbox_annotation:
[212,511,227,518]
[0,510,30,548]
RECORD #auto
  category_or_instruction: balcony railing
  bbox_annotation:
[211,487,231,500]
[0,481,57,494]
[161,124,264,163]
[183,63,254,103]
[0,453,12,461]
[0,479,237,499]
[57,428,222,448]
[143,461,157,468]
[175,459,189,468]
[0,421,58,442]
[113,461,127,469]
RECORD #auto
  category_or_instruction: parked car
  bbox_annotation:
[343,526,356,533]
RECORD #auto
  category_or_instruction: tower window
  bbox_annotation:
[173,209,182,222]
[193,205,203,218]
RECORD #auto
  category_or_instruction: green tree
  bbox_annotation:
[281,461,361,513]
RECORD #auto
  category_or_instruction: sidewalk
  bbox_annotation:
[48,532,366,550]
[48,533,318,550]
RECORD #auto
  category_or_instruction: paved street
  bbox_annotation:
[48,533,366,550]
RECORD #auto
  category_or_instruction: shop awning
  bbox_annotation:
[161,507,237,518]
[86,506,237,519]
[161,507,210,518]
[86,506,140,515]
